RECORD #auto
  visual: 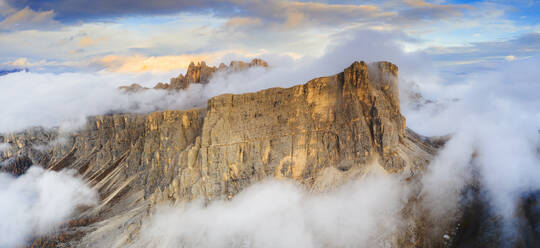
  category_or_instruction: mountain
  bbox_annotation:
[4,60,522,247]
[119,58,268,92]
[0,68,28,76]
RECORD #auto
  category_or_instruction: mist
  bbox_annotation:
[132,169,407,248]
[0,142,10,152]
[405,57,540,242]
[0,166,98,247]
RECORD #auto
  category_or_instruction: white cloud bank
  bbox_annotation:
[0,166,98,247]
[132,173,407,248]
[407,56,540,242]
[0,142,11,152]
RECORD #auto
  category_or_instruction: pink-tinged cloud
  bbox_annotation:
[0,6,59,30]
[95,50,263,73]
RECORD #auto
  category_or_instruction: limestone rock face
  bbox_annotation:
[195,61,425,199]
[3,61,439,247]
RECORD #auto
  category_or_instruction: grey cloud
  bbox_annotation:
[7,0,470,29]
[8,0,223,21]
[426,32,540,75]
[397,0,471,21]
[0,6,60,31]
[132,174,408,248]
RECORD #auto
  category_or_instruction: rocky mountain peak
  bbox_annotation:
[119,58,268,92]
[168,58,269,89]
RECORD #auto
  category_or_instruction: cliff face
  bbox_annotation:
[197,61,429,197]
[3,61,440,247]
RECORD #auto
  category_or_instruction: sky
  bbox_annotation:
[0,0,538,75]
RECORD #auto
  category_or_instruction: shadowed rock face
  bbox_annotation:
[0,128,57,175]
[4,61,442,247]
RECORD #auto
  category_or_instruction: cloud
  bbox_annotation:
[77,36,98,47]
[133,172,408,248]
[0,166,98,247]
[0,0,15,16]
[425,32,540,76]
[0,6,59,31]
[0,70,205,132]
[403,56,540,242]
[0,142,10,151]
[505,55,516,61]
[224,17,262,29]
[228,1,395,29]
[0,1,531,75]
[2,57,33,67]
[400,0,472,20]
[95,50,262,73]
[9,0,390,25]
[8,0,469,29]
[7,0,220,21]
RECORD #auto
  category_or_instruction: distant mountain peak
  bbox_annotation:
[119,58,268,92]
[0,68,28,76]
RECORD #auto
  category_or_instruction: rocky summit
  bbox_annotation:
[3,60,455,247]
[119,58,268,92]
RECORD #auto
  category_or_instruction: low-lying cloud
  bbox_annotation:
[0,142,10,152]
[133,173,407,248]
[405,57,540,243]
[0,166,98,247]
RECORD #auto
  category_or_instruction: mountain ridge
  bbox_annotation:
[2,60,448,247]
[119,58,268,92]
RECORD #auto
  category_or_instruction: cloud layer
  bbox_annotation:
[0,166,98,247]
[133,174,407,248]
[404,56,540,242]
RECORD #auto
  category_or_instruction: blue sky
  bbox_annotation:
[0,0,538,74]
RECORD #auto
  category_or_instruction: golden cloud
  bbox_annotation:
[0,6,59,30]
[77,36,99,48]
[225,17,262,28]
[96,50,264,73]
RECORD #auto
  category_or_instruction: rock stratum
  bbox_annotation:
[1,60,479,247]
